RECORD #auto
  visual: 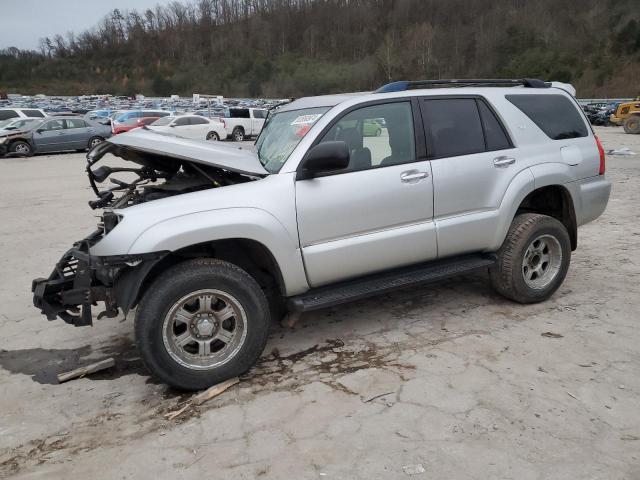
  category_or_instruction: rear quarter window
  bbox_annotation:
[22,109,45,118]
[506,94,588,140]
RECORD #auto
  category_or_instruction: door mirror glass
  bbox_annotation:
[297,141,350,180]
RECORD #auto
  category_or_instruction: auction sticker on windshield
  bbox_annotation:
[291,114,323,126]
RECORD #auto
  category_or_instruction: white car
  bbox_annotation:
[224,107,268,141]
[149,115,227,141]
[0,108,47,121]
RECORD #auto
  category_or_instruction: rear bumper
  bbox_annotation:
[572,176,612,226]
[32,231,167,327]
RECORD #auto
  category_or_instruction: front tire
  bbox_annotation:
[135,258,271,390]
[490,213,571,304]
[10,140,32,156]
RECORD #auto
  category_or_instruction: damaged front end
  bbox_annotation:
[32,231,167,326]
[32,128,269,326]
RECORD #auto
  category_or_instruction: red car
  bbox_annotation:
[112,116,159,135]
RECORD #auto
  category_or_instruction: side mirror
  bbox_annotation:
[35,129,44,134]
[169,124,176,128]
[297,141,350,180]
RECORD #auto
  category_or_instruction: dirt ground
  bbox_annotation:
[0,127,639,479]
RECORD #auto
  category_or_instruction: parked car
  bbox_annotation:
[111,110,171,135]
[112,116,160,135]
[148,115,227,141]
[85,109,114,121]
[0,116,111,156]
[224,107,268,141]
[32,78,610,390]
[0,107,47,121]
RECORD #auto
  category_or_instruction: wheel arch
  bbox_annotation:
[517,184,577,250]
[122,237,287,315]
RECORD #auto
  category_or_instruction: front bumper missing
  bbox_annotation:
[32,231,167,327]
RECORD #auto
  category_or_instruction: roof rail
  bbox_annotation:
[375,78,551,93]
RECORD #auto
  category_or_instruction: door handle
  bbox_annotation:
[493,156,515,167]
[400,170,429,183]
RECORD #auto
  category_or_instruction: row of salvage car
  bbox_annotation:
[0,107,269,157]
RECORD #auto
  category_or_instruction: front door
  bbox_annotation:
[32,119,68,152]
[295,100,437,287]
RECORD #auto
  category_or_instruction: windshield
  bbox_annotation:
[0,118,39,131]
[256,107,329,173]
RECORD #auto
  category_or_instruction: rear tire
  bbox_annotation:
[232,127,245,142]
[490,213,571,304]
[87,136,104,149]
[623,116,640,134]
[135,258,270,390]
[206,131,220,141]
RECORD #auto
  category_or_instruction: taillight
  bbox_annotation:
[595,135,605,175]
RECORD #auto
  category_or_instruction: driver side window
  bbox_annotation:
[319,102,416,172]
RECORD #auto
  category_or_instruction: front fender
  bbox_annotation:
[127,207,308,295]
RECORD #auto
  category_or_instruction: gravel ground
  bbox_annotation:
[0,128,638,479]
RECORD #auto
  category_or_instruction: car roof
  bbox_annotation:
[275,82,576,114]
[276,93,369,113]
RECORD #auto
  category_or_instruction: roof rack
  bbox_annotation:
[375,78,551,93]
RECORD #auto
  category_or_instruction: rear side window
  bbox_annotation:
[506,94,588,140]
[22,109,45,118]
[0,110,18,120]
[66,119,86,129]
[189,116,208,125]
[477,100,512,151]
[230,108,250,118]
[421,99,485,158]
[253,109,267,119]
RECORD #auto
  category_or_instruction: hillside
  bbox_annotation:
[1,0,639,97]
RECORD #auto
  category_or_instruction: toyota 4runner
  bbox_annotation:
[32,79,611,390]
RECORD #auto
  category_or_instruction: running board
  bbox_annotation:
[289,253,496,312]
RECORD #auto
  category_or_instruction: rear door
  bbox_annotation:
[296,100,437,287]
[64,118,90,148]
[419,96,517,257]
[171,116,193,138]
[188,116,210,139]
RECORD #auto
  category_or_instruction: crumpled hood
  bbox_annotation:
[106,127,269,176]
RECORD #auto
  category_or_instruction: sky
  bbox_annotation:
[0,0,180,50]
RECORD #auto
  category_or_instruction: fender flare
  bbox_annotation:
[127,207,309,296]
[489,163,577,251]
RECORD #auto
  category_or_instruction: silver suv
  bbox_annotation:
[32,79,611,390]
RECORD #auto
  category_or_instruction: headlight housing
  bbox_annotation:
[102,211,122,234]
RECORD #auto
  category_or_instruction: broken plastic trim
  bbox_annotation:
[32,231,168,327]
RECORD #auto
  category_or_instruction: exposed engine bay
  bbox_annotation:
[86,138,259,210]
[31,130,271,326]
